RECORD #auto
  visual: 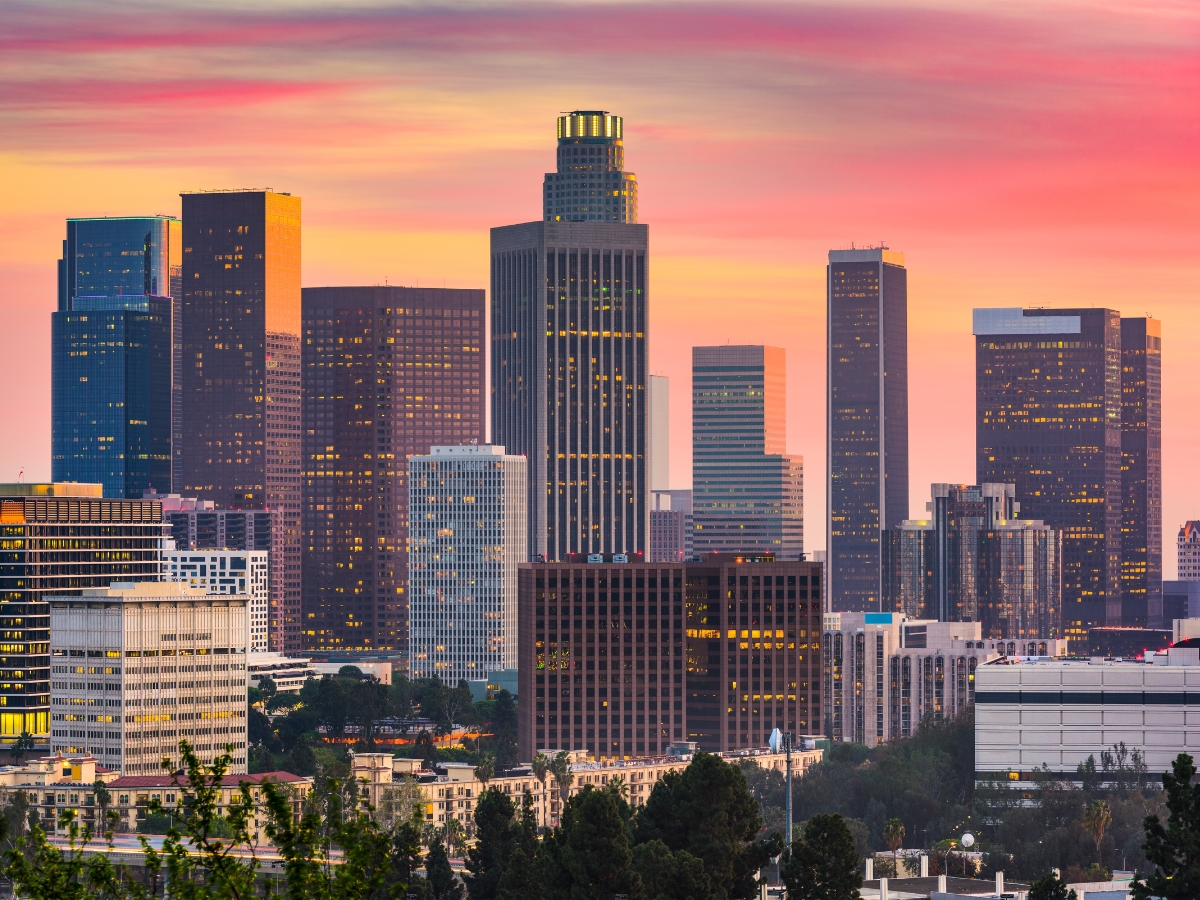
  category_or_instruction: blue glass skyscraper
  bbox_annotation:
[52,217,180,497]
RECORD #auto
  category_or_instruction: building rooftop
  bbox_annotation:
[972,307,1082,336]
[0,483,103,498]
[426,444,509,457]
[108,771,309,789]
[63,582,217,600]
[829,248,905,266]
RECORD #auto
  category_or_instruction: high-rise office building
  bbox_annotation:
[692,346,803,559]
[180,190,301,652]
[49,582,248,774]
[301,286,485,653]
[516,554,821,760]
[158,493,273,556]
[493,111,649,561]
[974,307,1122,640]
[827,248,909,612]
[650,490,693,563]
[408,445,526,683]
[0,484,163,742]
[1120,317,1162,627]
[882,519,933,619]
[163,548,270,653]
[928,483,1016,623]
[978,519,1062,640]
[1179,522,1200,581]
[53,216,180,496]
[650,375,670,493]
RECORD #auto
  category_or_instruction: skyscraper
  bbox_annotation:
[928,482,1016,623]
[180,190,302,652]
[301,286,485,653]
[1120,317,1162,627]
[974,307,1122,639]
[650,374,670,492]
[692,345,803,559]
[493,111,649,561]
[408,445,526,683]
[0,483,163,743]
[53,216,180,497]
[827,248,909,611]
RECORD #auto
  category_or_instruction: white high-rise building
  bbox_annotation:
[163,549,270,653]
[1178,522,1200,580]
[650,374,670,493]
[408,445,527,684]
[49,582,249,775]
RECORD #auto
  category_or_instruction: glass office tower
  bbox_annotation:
[543,110,637,223]
[0,484,163,742]
[301,286,485,653]
[493,110,649,561]
[180,190,302,652]
[692,345,803,559]
[974,307,1122,638]
[1120,317,1162,627]
[827,248,909,612]
[53,216,180,497]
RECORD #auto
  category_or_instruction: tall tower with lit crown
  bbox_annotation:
[543,111,638,223]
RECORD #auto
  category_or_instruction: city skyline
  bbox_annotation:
[1,2,1198,576]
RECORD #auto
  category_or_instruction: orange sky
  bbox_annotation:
[1,1,1197,569]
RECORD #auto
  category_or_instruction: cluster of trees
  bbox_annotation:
[249,670,518,776]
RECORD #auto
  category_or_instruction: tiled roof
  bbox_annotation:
[107,771,309,788]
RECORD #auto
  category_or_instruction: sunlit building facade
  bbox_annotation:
[543,110,638,223]
[301,286,485,653]
[974,307,1122,640]
[978,519,1062,639]
[180,190,302,652]
[1120,317,1162,627]
[882,520,933,618]
[827,248,909,612]
[408,445,526,683]
[0,484,164,742]
[692,345,803,559]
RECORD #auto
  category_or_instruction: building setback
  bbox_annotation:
[516,554,822,761]
[49,582,248,775]
[827,248,909,612]
[301,286,485,653]
[543,110,638,224]
[180,190,302,653]
[493,111,649,562]
[974,307,1122,640]
[1120,317,1162,627]
[0,484,164,742]
[692,346,803,559]
[408,445,526,683]
[53,216,180,497]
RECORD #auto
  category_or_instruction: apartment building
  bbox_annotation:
[0,754,118,835]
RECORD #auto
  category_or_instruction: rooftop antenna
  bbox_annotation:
[17,469,23,483]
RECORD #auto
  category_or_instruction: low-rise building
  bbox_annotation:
[0,754,118,834]
[822,612,1067,745]
[247,652,321,694]
[49,582,249,775]
[975,650,1200,787]
[351,743,822,834]
[105,771,311,841]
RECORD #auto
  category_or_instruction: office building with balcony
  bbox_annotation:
[49,582,248,774]
[692,345,803,559]
[408,445,526,683]
[493,111,649,562]
[180,190,301,652]
[302,286,485,653]
[0,484,164,742]
[827,248,909,612]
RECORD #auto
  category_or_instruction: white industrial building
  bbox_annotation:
[408,445,527,684]
[822,612,1068,745]
[163,548,269,653]
[975,648,1200,787]
[49,582,249,775]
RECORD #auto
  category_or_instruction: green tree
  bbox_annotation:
[491,689,519,766]
[427,834,466,900]
[465,788,517,900]
[496,847,542,900]
[1029,872,1078,900]
[1133,753,1200,900]
[259,675,278,702]
[636,751,779,900]
[1082,800,1111,865]
[10,731,35,765]
[631,839,715,900]
[532,752,551,829]
[782,814,863,900]
[545,787,638,900]
[550,750,575,819]
[475,753,496,787]
[416,729,441,765]
[883,818,905,875]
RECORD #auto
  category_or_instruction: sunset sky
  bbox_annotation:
[1,0,1197,569]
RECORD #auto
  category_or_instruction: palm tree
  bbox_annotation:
[444,816,467,858]
[10,731,35,765]
[884,818,905,875]
[93,780,114,833]
[474,753,495,787]
[532,752,551,830]
[549,750,574,824]
[606,774,629,801]
[1083,799,1111,865]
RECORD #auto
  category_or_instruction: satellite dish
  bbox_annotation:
[961,833,975,848]
[768,728,783,753]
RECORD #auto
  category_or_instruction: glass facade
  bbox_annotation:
[180,191,302,652]
[543,111,637,223]
[882,521,933,618]
[1120,318,1162,627]
[978,520,1062,639]
[692,345,803,559]
[492,223,649,561]
[52,296,172,498]
[301,287,485,653]
[827,249,909,612]
[0,485,163,741]
[975,308,1122,639]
